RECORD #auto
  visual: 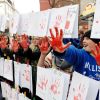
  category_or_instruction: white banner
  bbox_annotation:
[64,5,79,38]
[14,61,21,86]
[17,13,31,35]
[36,67,70,100]
[67,71,99,100]
[9,14,20,36]
[0,5,78,38]
[0,16,7,32]
[0,58,4,77]
[47,5,79,38]
[91,0,100,38]
[20,63,32,92]
[28,10,50,37]
[3,59,13,81]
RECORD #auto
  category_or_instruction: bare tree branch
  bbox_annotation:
[48,0,56,8]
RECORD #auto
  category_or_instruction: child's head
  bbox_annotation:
[82,30,100,52]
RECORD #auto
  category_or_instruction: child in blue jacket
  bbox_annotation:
[49,28,100,99]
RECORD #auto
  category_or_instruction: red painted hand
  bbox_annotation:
[12,39,19,52]
[91,43,100,66]
[38,36,51,55]
[0,36,8,49]
[49,27,71,53]
[20,34,29,49]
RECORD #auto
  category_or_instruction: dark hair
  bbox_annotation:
[82,30,100,44]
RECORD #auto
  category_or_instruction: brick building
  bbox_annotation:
[40,0,80,11]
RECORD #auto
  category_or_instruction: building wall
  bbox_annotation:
[0,2,5,15]
[40,0,80,11]
[0,0,18,16]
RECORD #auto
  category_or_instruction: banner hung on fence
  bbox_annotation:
[3,59,13,81]
[0,58,4,77]
[14,61,21,86]
[36,67,70,100]
[47,5,79,38]
[20,63,32,92]
[67,71,99,100]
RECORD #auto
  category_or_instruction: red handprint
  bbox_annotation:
[54,15,62,27]
[20,34,29,49]
[50,79,60,95]
[38,36,51,55]
[25,69,30,82]
[73,83,86,100]
[12,39,19,52]
[0,36,8,49]
[49,27,71,52]
[38,76,48,90]
[91,43,100,66]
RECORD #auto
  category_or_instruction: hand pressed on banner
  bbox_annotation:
[20,34,29,49]
[0,36,8,49]
[12,39,19,52]
[49,27,71,53]
[38,36,51,55]
[91,42,100,66]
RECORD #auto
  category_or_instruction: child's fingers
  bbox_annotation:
[55,27,59,38]
[48,38,53,47]
[96,44,100,54]
[62,42,71,50]
[49,29,55,39]
[60,29,63,40]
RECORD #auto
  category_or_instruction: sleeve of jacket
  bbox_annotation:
[53,45,85,66]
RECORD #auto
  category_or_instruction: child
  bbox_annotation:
[49,27,100,81]
[49,27,100,100]
[37,36,73,73]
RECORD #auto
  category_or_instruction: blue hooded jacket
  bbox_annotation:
[53,45,100,81]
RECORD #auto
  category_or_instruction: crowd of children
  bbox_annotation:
[0,26,100,100]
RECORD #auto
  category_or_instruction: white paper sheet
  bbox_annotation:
[14,61,21,86]
[67,71,99,100]
[9,14,20,36]
[11,88,18,100]
[20,63,32,91]
[3,59,13,81]
[36,67,50,100]
[28,10,50,37]
[64,5,79,38]
[47,6,69,37]
[1,82,7,98]
[0,58,4,76]
[47,69,70,100]
[36,67,70,100]
[0,15,7,32]
[17,13,31,35]
[91,0,100,38]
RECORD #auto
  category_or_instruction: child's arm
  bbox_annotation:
[48,27,84,66]
[37,36,51,67]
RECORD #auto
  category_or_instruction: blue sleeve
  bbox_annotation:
[53,45,85,66]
